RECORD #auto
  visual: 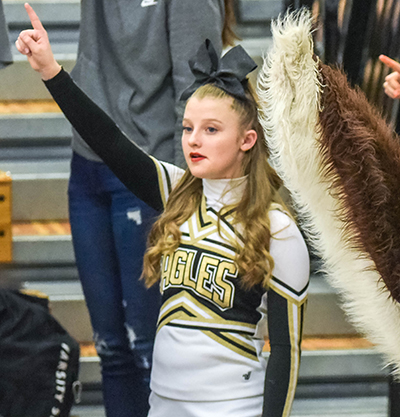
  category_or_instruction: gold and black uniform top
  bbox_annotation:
[45,69,310,417]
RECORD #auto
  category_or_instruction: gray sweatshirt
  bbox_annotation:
[0,0,12,69]
[71,0,225,166]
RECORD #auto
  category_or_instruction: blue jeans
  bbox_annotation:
[68,152,160,417]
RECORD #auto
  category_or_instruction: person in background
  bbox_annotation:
[380,54,400,99]
[52,1,237,416]
[0,0,12,69]
[16,5,310,416]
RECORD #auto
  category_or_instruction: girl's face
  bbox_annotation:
[182,95,257,180]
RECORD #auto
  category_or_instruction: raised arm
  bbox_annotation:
[44,70,165,211]
[16,3,166,211]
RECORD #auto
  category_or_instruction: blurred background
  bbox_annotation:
[1,1,400,416]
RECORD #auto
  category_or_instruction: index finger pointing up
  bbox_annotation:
[379,55,400,73]
[24,3,45,31]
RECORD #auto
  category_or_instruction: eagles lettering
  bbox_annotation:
[161,248,237,310]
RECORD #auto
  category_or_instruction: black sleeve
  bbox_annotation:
[263,288,305,417]
[44,68,164,212]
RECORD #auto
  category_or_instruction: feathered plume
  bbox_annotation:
[319,65,400,299]
[258,8,400,374]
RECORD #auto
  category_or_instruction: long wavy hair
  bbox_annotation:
[223,0,240,47]
[143,83,283,289]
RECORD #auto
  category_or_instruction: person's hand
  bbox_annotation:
[379,54,400,99]
[15,3,61,80]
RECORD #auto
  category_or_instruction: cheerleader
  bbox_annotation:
[16,5,310,416]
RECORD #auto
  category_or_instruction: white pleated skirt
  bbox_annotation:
[147,392,263,417]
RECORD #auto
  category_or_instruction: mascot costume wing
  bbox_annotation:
[258,9,400,373]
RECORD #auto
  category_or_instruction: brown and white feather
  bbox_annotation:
[258,8,400,374]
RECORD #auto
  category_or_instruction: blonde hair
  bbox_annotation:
[222,0,240,47]
[143,83,283,289]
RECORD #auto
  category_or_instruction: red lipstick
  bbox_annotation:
[190,152,206,161]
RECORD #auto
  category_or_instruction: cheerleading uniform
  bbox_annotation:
[44,69,310,417]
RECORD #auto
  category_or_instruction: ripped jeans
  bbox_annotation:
[69,152,160,417]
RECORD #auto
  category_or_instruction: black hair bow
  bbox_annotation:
[180,39,257,101]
